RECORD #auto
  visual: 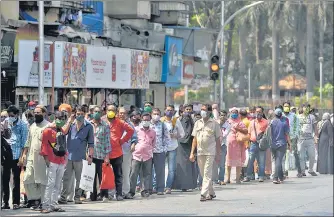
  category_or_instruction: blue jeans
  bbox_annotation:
[218,145,227,181]
[271,145,287,180]
[247,142,267,179]
[165,149,177,189]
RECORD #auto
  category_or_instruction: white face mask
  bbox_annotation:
[200,110,207,118]
[142,121,150,128]
[152,114,160,122]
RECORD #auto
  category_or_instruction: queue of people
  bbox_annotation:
[0,100,333,213]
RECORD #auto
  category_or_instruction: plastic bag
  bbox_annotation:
[79,160,95,192]
[100,163,115,190]
[243,149,249,168]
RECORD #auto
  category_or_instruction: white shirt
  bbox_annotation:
[164,118,185,151]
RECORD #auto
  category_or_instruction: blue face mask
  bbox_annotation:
[76,115,84,122]
[231,113,238,119]
[8,117,17,123]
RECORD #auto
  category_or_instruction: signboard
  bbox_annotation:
[149,55,162,82]
[131,50,149,89]
[14,24,39,62]
[1,31,16,68]
[17,40,58,87]
[18,41,149,89]
[161,36,183,87]
[182,56,194,85]
[86,46,132,89]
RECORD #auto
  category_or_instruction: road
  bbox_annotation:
[2,171,333,216]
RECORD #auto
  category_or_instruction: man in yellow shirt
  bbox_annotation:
[239,109,250,180]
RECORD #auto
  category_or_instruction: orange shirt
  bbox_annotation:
[108,118,134,159]
[248,118,268,143]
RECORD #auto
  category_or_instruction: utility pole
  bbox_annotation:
[38,1,45,105]
[216,1,264,111]
[319,57,323,107]
[219,0,224,110]
[184,14,189,104]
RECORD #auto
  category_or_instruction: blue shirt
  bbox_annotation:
[271,117,289,148]
[8,119,28,160]
[67,120,94,161]
[122,120,138,154]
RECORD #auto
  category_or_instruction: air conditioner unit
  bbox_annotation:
[164,28,174,35]
[148,23,162,32]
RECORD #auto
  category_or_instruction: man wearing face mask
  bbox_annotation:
[21,101,37,125]
[148,108,171,195]
[173,104,198,192]
[161,105,184,194]
[126,112,156,199]
[143,101,153,113]
[130,111,141,127]
[282,102,301,178]
[20,106,49,211]
[244,106,268,183]
[58,106,94,205]
[105,105,134,201]
[89,106,111,202]
[2,105,28,210]
[40,111,68,213]
[297,104,318,177]
[270,107,291,184]
[189,104,222,202]
[117,107,138,198]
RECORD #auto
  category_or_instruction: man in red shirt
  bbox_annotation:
[106,105,134,201]
[40,111,67,213]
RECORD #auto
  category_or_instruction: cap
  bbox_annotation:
[28,101,37,107]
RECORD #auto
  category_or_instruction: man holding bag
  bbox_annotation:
[40,111,68,213]
[243,106,268,183]
[90,106,111,202]
[59,106,94,204]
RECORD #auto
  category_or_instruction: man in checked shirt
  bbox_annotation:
[90,106,111,202]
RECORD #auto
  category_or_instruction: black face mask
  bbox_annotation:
[133,118,141,124]
[35,114,44,123]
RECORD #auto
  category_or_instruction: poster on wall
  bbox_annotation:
[85,46,132,89]
[182,56,194,85]
[14,24,39,62]
[62,43,87,87]
[17,40,61,87]
[161,36,183,87]
[130,50,149,89]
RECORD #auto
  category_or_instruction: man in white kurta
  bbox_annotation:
[21,107,49,210]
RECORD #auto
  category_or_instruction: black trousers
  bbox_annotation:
[2,159,21,205]
[90,158,108,200]
[109,156,123,196]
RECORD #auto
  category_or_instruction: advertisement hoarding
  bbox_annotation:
[18,41,149,89]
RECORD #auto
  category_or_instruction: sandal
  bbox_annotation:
[200,195,206,202]
[53,207,65,212]
[13,204,20,210]
[40,209,51,214]
[206,195,216,200]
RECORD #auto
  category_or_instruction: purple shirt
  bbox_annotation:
[271,117,289,148]
[132,126,156,162]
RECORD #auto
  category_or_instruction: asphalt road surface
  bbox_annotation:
[2,171,333,216]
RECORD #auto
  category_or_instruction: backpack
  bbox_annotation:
[48,131,67,157]
[161,116,177,130]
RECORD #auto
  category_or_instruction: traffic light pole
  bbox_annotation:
[219,1,225,110]
[216,1,264,111]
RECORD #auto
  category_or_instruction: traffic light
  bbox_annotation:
[210,55,220,80]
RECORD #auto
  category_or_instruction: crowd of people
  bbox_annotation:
[0,100,333,213]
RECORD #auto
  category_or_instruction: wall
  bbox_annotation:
[104,1,150,19]
[148,83,165,111]
[0,1,19,22]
